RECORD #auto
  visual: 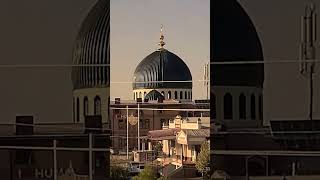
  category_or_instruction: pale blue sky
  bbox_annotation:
[110,0,210,100]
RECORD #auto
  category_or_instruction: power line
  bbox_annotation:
[0,59,319,68]
[211,150,320,157]
[109,107,210,111]
[0,64,110,68]
[210,59,320,64]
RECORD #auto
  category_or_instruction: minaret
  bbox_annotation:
[300,3,317,121]
[159,25,165,88]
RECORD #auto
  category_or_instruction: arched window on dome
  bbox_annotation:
[239,93,246,120]
[180,91,183,99]
[224,93,233,120]
[251,94,256,120]
[168,91,171,99]
[174,91,178,99]
[76,98,80,122]
[73,97,75,123]
[259,95,263,120]
[83,96,89,117]
[94,96,101,115]
[212,93,216,119]
[185,91,187,99]
[161,91,165,99]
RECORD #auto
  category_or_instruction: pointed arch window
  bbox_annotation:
[251,94,256,120]
[224,93,233,120]
[76,98,80,122]
[161,91,165,99]
[174,91,178,99]
[168,91,171,99]
[259,95,263,120]
[94,96,101,115]
[180,91,183,99]
[212,93,216,119]
[83,96,89,117]
[239,94,246,120]
[185,91,187,99]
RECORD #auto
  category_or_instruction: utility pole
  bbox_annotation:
[138,103,140,151]
[126,105,129,159]
[204,63,209,100]
[300,3,317,121]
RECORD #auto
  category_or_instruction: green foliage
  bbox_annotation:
[195,141,210,175]
[132,166,158,180]
[110,165,128,180]
[154,142,163,156]
[157,176,168,180]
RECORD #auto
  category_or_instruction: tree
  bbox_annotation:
[195,141,210,176]
[132,166,158,180]
[110,165,129,180]
[154,142,163,157]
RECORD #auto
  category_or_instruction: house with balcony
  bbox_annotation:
[144,115,209,178]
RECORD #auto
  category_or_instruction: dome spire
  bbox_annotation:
[158,24,166,50]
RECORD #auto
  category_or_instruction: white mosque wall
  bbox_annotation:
[133,88,192,102]
[212,86,263,128]
[72,87,110,125]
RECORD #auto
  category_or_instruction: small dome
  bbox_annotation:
[145,90,164,101]
[72,0,110,90]
[133,49,192,90]
[211,0,264,87]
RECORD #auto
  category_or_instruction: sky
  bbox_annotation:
[0,0,318,124]
[110,0,210,100]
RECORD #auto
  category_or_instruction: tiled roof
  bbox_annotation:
[148,128,179,139]
[184,129,210,138]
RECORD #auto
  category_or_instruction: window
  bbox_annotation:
[15,150,33,165]
[94,96,101,115]
[211,93,216,119]
[83,96,88,116]
[140,119,150,129]
[251,94,256,120]
[161,91,165,99]
[174,91,178,99]
[188,92,191,99]
[239,94,246,119]
[76,98,80,122]
[168,91,171,99]
[224,93,233,120]
[259,95,263,120]
[73,98,75,123]
[180,91,183,99]
[144,92,146,99]
[118,119,126,129]
[185,91,187,99]
[134,93,135,100]
[139,92,142,98]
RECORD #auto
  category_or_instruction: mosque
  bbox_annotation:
[132,26,193,102]
[211,0,320,179]
[71,0,110,128]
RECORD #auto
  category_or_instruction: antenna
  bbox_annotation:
[204,63,209,99]
[299,3,317,121]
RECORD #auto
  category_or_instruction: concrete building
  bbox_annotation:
[110,99,209,152]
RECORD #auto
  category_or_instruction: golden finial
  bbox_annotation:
[159,24,165,49]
